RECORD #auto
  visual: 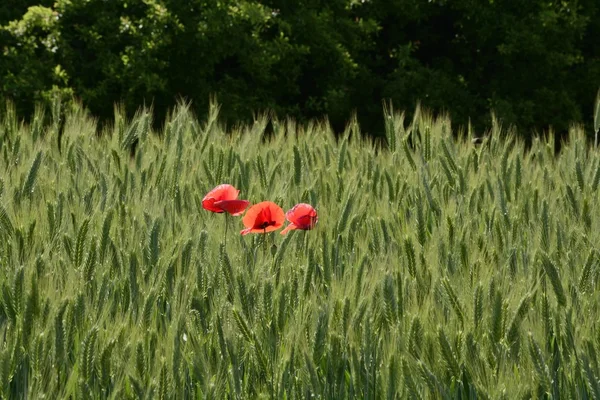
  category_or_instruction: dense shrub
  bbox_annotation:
[1,0,599,138]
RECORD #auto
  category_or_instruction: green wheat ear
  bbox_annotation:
[158,362,170,400]
[581,354,600,399]
[415,195,427,247]
[594,87,600,147]
[74,218,90,269]
[418,359,446,398]
[147,219,160,268]
[539,252,566,307]
[256,154,268,191]
[383,100,396,153]
[575,160,585,192]
[337,137,347,176]
[404,236,417,278]
[540,200,550,251]
[83,239,97,287]
[0,204,13,238]
[403,139,417,170]
[592,161,600,192]
[506,293,532,348]
[293,144,302,186]
[302,249,315,298]
[528,333,552,391]
[408,316,423,357]
[578,250,596,293]
[336,194,353,234]
[22,151,42,199]
[437,327,461,379]
[402,358,422,400]
[80,327,99,386]
[382,274,398,325]
[441,277,465,328]
[313,308,329,362]
[473,284,484,331]
[490,288,505,344]
[0,348,11,398]
[98,210,113,263]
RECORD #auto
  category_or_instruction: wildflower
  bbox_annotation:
[202,184,249,216]
[281,203,318,234]
[240,201,285,235]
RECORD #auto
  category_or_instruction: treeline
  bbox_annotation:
[1,0,599,138]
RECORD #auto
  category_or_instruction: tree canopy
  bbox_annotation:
[1,0,599,138]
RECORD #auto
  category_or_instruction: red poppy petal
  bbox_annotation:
[273,206,285,227]
[286,203,317,227]
[242,204,264,228]
[202,198,224,213]
[241,201,285,233]
[264,225,281,233]
[202,184,239,203]
[263,206,272,223]
[280,223,298,235]
[295,214,317,229]
[286,203,314,220]
[214,200,250,216]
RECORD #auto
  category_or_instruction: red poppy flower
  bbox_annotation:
[202,184,249,216]
[240,201,285,235]
[281,203,318,234]
[213,199,250,216]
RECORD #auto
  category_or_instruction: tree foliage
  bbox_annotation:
[1,0,599,137]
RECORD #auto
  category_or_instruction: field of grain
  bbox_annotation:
[1,99,599,399]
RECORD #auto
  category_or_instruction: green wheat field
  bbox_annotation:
[1,99,600,399]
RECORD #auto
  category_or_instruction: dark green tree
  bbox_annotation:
[1,0,599,139]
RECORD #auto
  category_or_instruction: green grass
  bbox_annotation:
[1,98,600,399]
